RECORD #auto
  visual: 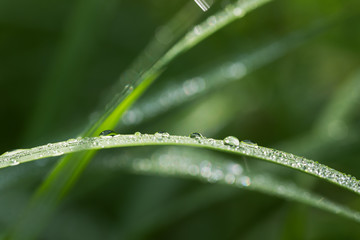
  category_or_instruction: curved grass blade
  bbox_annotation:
[2,133,360,196]
[3,137,360,237]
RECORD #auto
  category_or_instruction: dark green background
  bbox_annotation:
[1,0,360,239]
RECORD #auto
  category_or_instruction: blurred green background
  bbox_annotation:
[1,0,360,239]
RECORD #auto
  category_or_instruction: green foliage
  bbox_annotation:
[1,0,360,239]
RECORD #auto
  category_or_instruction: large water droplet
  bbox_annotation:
[224,136,240,147]
[190,132,203,139]
[99,130,118,136]
[190,132,206,144]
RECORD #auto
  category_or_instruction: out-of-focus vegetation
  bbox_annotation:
[1,0,360,239]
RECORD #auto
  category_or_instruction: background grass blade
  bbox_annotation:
[95,147,360,239]
[121,21,329,128]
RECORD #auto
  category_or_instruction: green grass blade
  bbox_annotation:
[2,136,360,232]
[2,133,360,196]
[154,0,272,69]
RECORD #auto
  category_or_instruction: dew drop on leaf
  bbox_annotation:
[99,130,118,136]
[10,160,19,166]
[190,132,203,139]
[224,136,240,147]
[124,84,134,93]
[155,131,170,140]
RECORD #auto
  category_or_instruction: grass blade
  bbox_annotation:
[121,21,327,127]
[96,147,360,238]
[2,136,360,235]
[2,133,360,196]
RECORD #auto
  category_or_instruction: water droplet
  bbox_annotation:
[224,136,240,147]
[229,163,243,175]
[209,168,224,183]
[190,132,206,144]
[233,7,244,17]
[134,131,141,136]
[200,161,212,178]
[10,160,19,166]
[99,130,118,136]
[193,25,203,35]
[124,84,134,93]
[238,176,251,186]
[223,62,247,79]
[190,132,203,139]
[155,131,170,140]
[225,174,236,184]
[207,16,217,26]
[183,77,205,96]
[1,149,24,157]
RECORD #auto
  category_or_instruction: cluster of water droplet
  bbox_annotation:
[1,131,360,195]
[187,0,248,43]
[105,145,251,187]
